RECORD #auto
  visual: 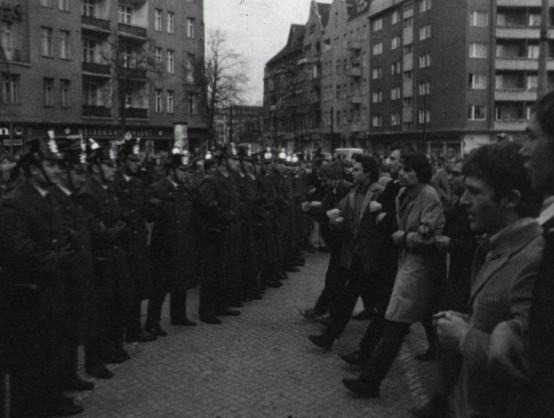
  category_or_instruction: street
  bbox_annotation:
[76,252,438,418]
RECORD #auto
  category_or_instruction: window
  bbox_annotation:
[391,36,401,50]
[155,47,163,64]
[529,14,541,27]
[155,89,163,113]
[44,78,54,107]
[470,11,488,27]
[82,39,95,63]
[419,25,431,41]
[419,0,432,13]
[336,85,341,99]
[167,50,175,73]
[372,91,382,103]
[82,0,95,17]
[468,74,487,89]
[391,113,401,126]
[468,105,486,120]
[1,22,12,55]
[41,27,53,57]
[404,17,413,28]
[185,53,195,83]
[372,115,382,127]
[187,18,195,39]
[372,42,383,56]
[167,12,175,34]
[528,45,540,59]
[155,9,162,31]
[373,18,383,32]
[469,43,488,58]
[188,92,198,114]
[60,31,70,59]
[372,66,382,79]
[167,90,174,113]
[527,75,538,90]
[336,111,341,126]
[418,53,431,68]
[58,0,70,11]
[418,81,431,95]
[83,83,98,106]
[418,110,431,123]
[403,71,413,81]
[392,10,400,24]
[1,74,19,104]
[118,6,132,24]
[391,61,401,75]
[40,0,53,7]
[403,44,413,54]
[60,79,70,107]
[122,45,133,68]
[391,86,401,100]
[403,98,412,107]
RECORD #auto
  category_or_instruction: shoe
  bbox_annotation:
[103,348,130,364]
[268,281,283,288]
[200,315,222,324]
[126,330,156,343]
[352,309,374,321]
[46,399,84,417]
[415,348,436,362]
[115,348,131,361]
[342,377,380,398]
[65,377,95,391]
[315,315,332,328]
[171,318,197,326]
[308,333,334,350]
[300,308,319,320]
[250,293,263,300]
[278,272,289,281]
[229,301,244,308]
[145,326,168,337]
[286,265,300,273]
[307,245,316,253]
[319,246,330,253]
[85,364,114,379]
[409,394,448,417]
[339,350,365,367]
[215,308,240,316]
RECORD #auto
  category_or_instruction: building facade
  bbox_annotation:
[214,105,263,146]
[0,0,207,150]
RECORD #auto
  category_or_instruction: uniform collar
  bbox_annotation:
[56,184,72,196]
[537,195,554,226]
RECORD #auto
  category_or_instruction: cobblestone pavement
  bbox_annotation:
[76,252,439,418]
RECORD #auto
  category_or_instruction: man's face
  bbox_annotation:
[387,149,401,175]
[69,169,87,190]
[320,176,337,191]
[175,167,187,183]
[521,113,554,194]
[227,158,239,172]
[243,161,254,174]
[125,157,140,174]
[447,162,465,196]
[461,176,503,234]
[100,162,116,182]
[40,160,63,185]
[352,162,370,184]
[398,164,419,187]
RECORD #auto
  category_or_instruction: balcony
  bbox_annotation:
[495,89,537,101]
[81,15,111,33]
[0,48,30,64]
[123,107,148,119]
[495,58,539,71]
[350,66,362,77]
[83,105,112,118]
[350,96,362,104]
[496,28,540,39]
[118,23,147,40]
[496,0,541,6]
[347,40,362,51]
[82,62,111,77]
[119,67,148,80]
[494,120,527,131]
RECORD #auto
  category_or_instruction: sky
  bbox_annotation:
[204,0,330,106]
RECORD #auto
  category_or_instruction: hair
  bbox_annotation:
[462,142,537,217]
[532,90,554,139]
[352,154,380,183]
[400,150,433,183]
[319,162,342,180]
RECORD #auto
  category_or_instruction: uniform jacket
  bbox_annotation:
[385,184,445,323]
[458,218,543,418]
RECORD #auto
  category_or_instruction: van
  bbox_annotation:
[334,148,364,160]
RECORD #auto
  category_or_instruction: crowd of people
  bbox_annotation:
[0,92,553,418]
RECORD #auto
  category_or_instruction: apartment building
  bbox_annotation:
[368,0,554,157]
[0,0,207,149]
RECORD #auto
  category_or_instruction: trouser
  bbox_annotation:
[170,289,190,321]
[326,255,375,340]
[313,249,348,317]
[359,320,411,384]
[199,279,225,317]
[146,289,167,329]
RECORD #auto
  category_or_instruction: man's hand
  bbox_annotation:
[301,201,310,212]
[488,320,530,384]
[392,230,406,246]
[434,311,470,353]
[369,201,382,213]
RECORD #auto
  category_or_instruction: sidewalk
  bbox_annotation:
[76,252,439,418]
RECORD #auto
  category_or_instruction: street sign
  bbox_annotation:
[2,139,23,146]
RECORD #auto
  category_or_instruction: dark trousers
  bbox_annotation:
[170,289,190,321]
[326,255,375,340]
[146,290,167,329]
[360,320,410,384]
[313,249,348,316]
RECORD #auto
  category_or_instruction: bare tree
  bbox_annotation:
[202,29,250,146]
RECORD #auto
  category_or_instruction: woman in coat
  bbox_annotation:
[343,151,445,397]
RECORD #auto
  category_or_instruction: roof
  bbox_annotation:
[316,2,331,26]
[266,24,306,67]
[368,0,397,17]
[347,0,370,19]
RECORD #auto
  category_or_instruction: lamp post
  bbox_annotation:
[271,91,295,149]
